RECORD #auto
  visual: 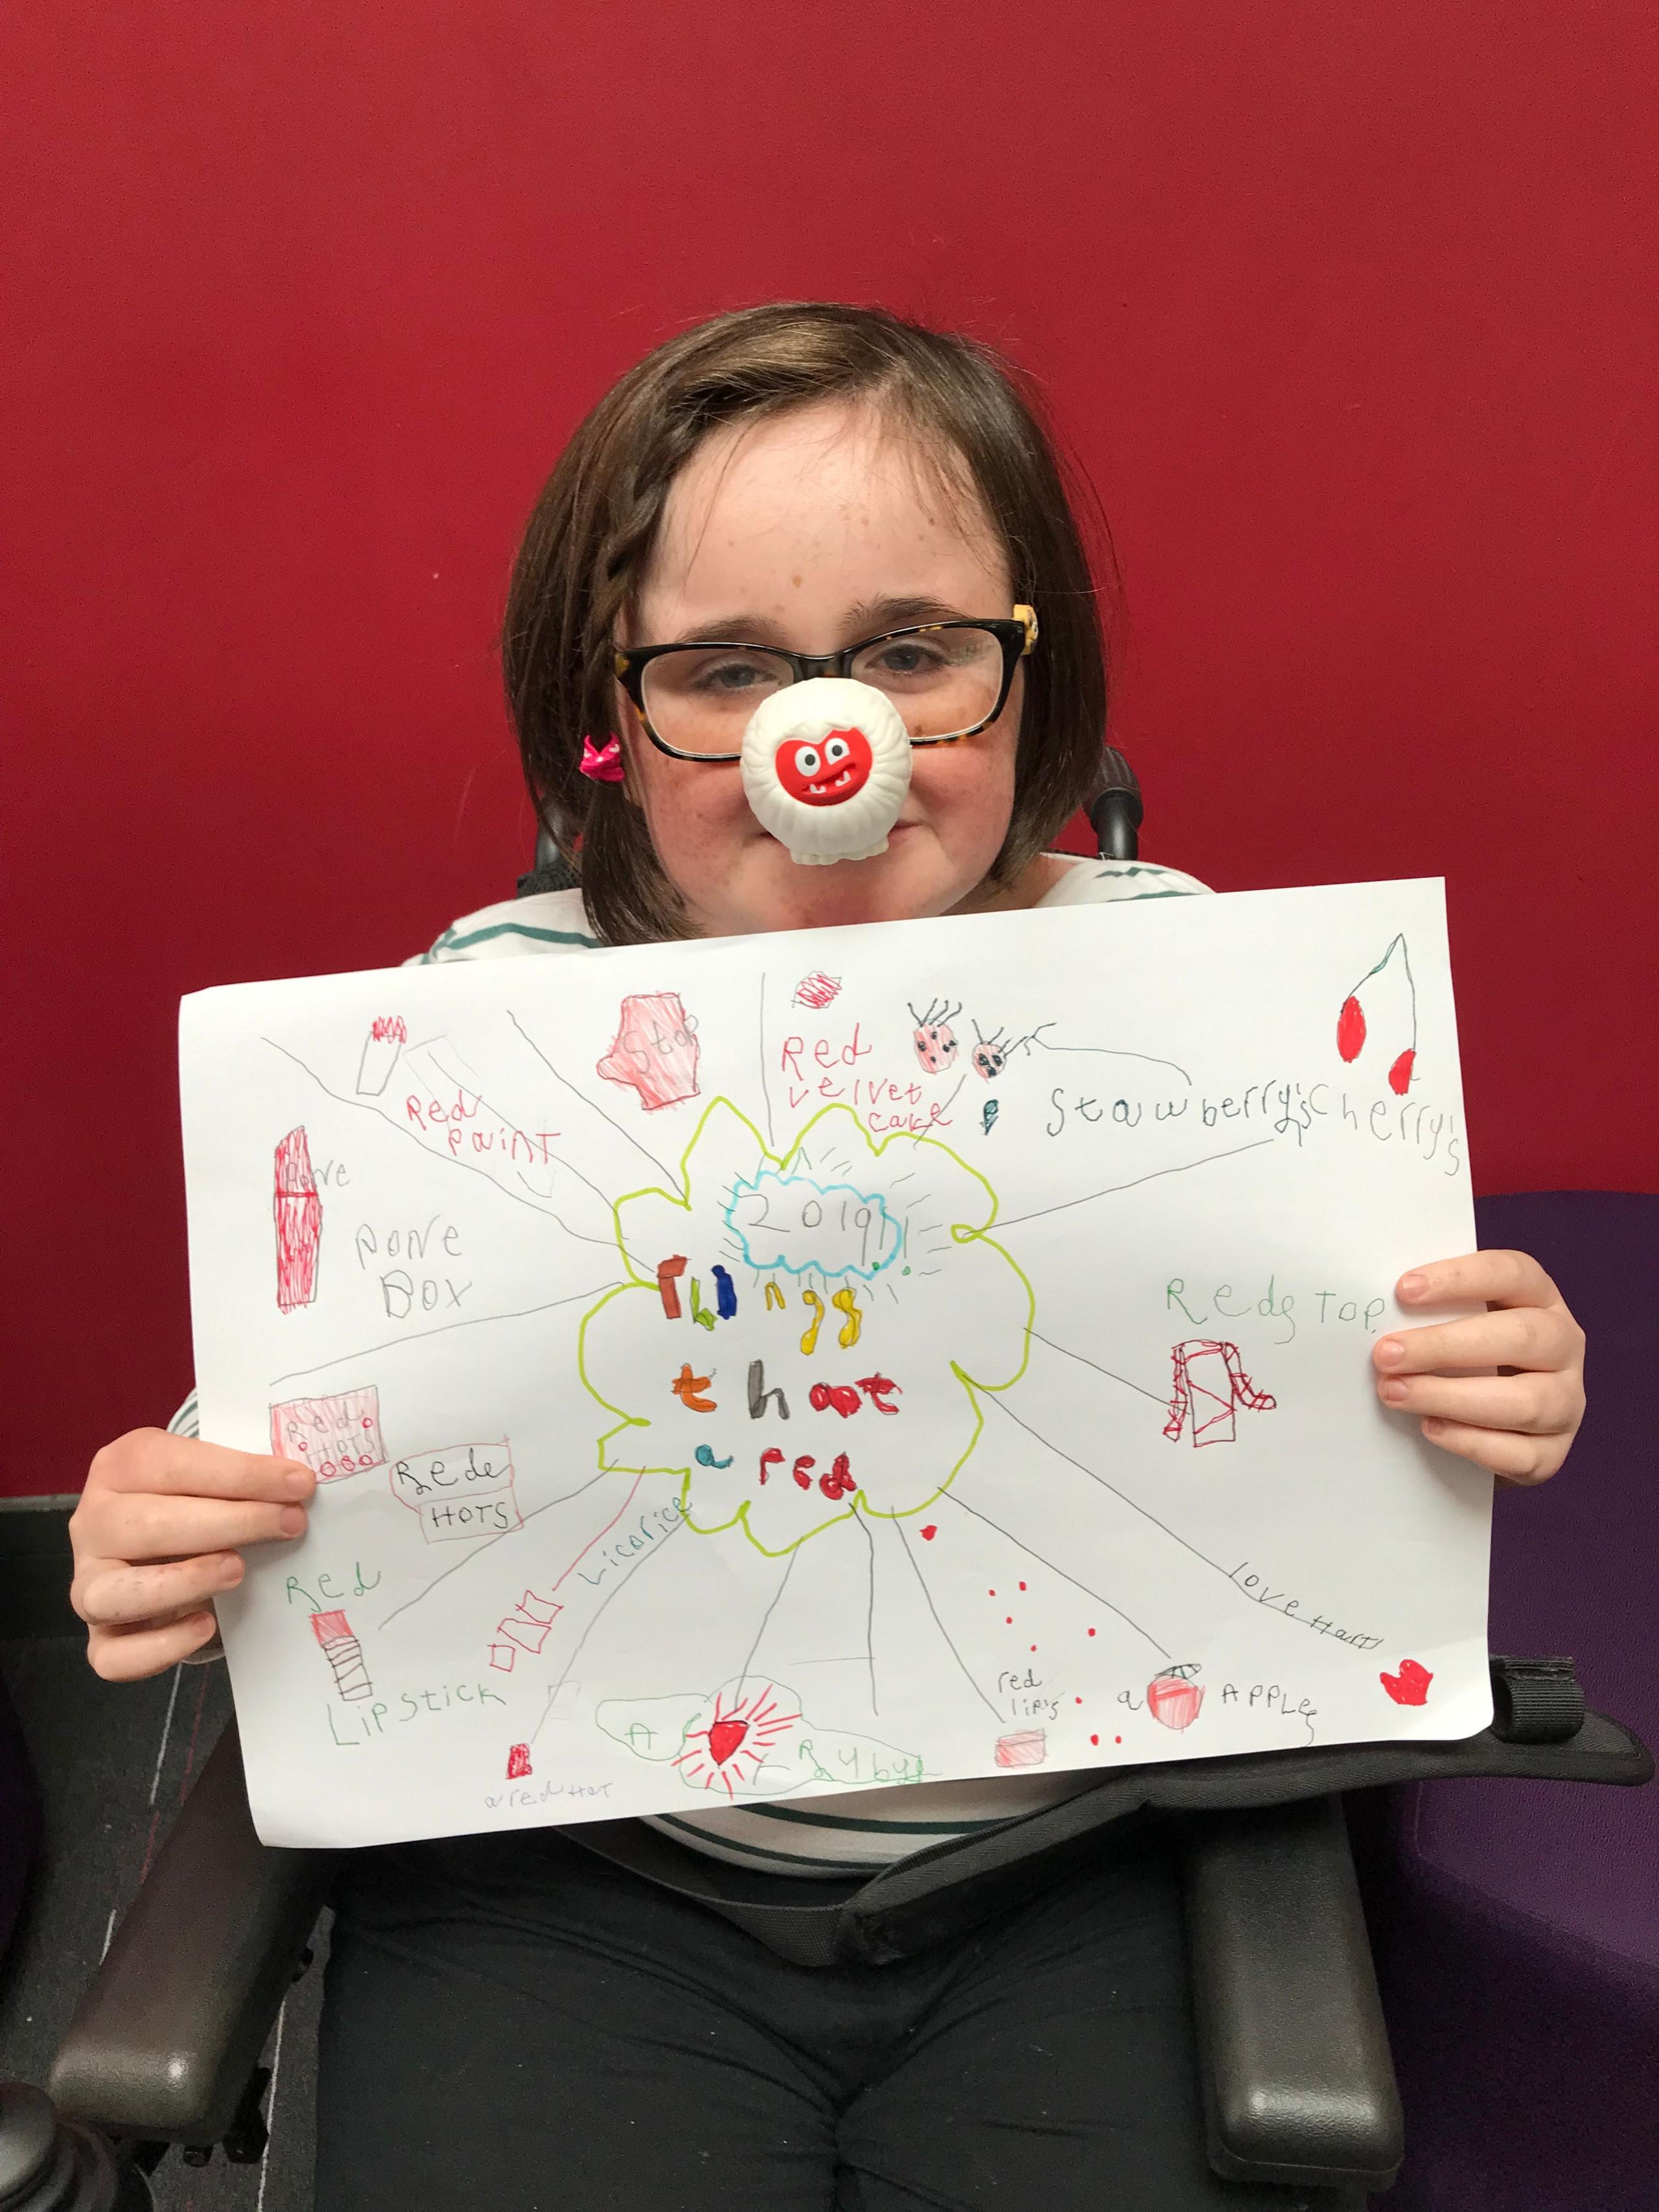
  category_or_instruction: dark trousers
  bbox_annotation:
[316,1822,1319,2211]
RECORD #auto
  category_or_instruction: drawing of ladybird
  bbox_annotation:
[775,727,874,808]
[908,998,960,1073]
[971,1025,1009,1080]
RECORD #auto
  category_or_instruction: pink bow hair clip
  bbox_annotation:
[579,734,625,784]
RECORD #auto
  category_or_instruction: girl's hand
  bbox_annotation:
[1373,1252,1586,1484]
[69,1428,316,1681]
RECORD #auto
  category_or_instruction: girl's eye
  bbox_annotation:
[861,640,953,683]
[824,736,850,764]
[695,658,769,694]
[793,746,821,776]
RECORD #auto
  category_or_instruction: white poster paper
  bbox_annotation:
[179,879,1490,1848]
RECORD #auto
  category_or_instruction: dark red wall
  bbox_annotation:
[5,3,1655,1496]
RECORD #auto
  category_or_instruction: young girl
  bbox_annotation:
[70,303,1586,2210]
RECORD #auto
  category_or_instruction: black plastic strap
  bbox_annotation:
[1489,1653,1586,1743]
[562,1684,1650,1970]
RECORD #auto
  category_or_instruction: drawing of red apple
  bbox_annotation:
[1147,1675,1205,1730]
[1380,1659,1433,1705]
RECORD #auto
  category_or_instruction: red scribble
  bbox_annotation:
[1163,1341,1276,1447]
[995,1729,1047,1769]
[270,1386,385,1480]
[1380,1659,1433,1706]
[505,1743,533,1779]
[920,1524,937,1541]
[794,972,842,1010]
[273,1126,322,1312]
[371,1016,408,1044]
[596,991,701,1111]
[1147,1676,1205,1730]
[1388,1048,1416,1095]
[673,1682,802,1799]
[1336,995,1367,1062]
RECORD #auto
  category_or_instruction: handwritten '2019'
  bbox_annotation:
[726,1171,901,1279]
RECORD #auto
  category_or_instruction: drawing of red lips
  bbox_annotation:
[776,728,874,807]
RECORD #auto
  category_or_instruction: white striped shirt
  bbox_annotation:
[176,854,1208,1872]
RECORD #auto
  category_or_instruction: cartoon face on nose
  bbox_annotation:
[774,727,874,808]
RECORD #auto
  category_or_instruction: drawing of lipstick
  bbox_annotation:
[273,1126,323,1312]
[310,1610,372,1701]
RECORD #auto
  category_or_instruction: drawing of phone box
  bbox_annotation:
[389,1441,522,1544]
[270,1386,388,1481]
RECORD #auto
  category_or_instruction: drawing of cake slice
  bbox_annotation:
[1335,934,1418,1095]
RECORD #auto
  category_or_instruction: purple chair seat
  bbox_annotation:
[1380,1191,1657,2211]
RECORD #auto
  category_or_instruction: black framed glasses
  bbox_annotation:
[614,605,1038,762]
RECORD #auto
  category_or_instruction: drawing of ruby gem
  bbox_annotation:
[707,1717,749,1765]
[1147,1676,1205,1730]
[1380,1659,1433,1705]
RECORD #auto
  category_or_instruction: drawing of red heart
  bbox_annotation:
[1380,1659,1433,1705]
[707,1717,750,1765]
[920,1525,937,1541]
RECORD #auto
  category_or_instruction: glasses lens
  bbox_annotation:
[850,626,1004,739]
[640,646,795,756]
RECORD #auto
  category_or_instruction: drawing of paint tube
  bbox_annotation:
[356,1014,408,1096]
[311,1609,373,1701]
[274,1126,323,1312]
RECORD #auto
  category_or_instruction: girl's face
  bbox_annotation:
[621,401,1059,937]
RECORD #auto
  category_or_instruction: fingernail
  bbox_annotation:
[278,1507,307,1537]
[284,1468,314,1497]
[218,1555,244,1585]
[1379,1379,1408,1405]
[1398,1272,1426,1299]
[1376,1337,1404,1366]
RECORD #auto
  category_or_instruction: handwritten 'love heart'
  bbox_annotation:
[707,1717,750,1765]
[1380,1659,1433,1706]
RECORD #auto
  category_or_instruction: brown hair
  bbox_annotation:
[503,301,1115,945]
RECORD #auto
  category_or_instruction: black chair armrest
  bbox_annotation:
[1181,1794,1403,2195]
[48,1723,334,2145]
